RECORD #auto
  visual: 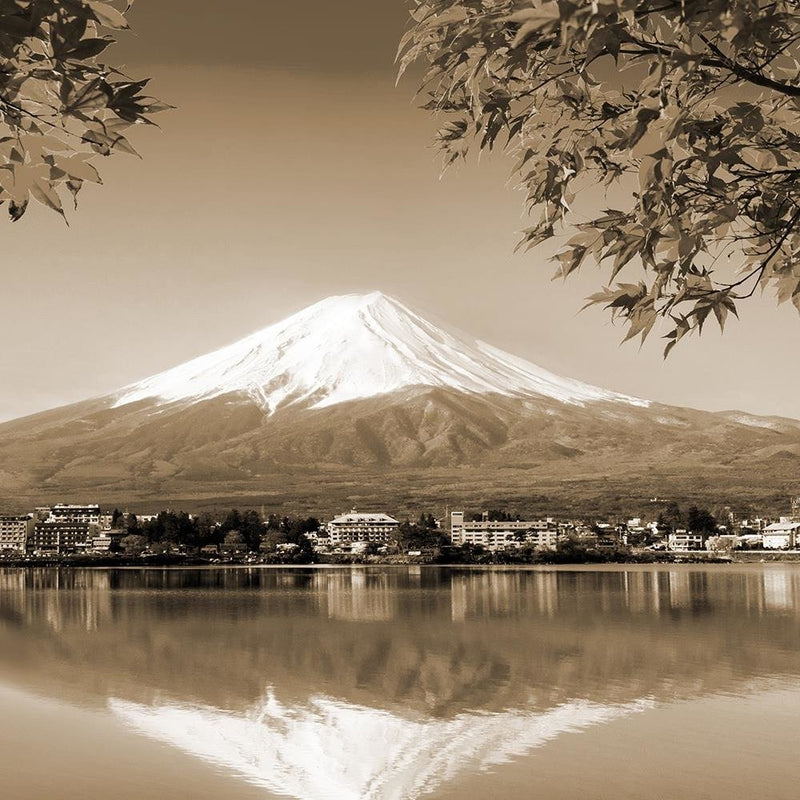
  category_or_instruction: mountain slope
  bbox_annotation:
[0,292,797,512]
[112,292,646,412]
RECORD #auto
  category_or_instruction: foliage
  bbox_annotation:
[400,0,800,351]
[656,500,683,533]
[470,509,520,521]
[0,0,166,220]
[221,509,266,551]
[222,530,247,549]
[139,511,194,545]
[116,509,321,555]
[119,532,146,554]
[397,520,448,551]
[687,504,718,533]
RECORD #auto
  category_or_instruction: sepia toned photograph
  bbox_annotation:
[1,1,799,798]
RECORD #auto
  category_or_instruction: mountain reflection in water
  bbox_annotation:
[111,692,650,800]
[2,565,800,799]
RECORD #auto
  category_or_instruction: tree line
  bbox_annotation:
[110,509,450,556]
[112,509,320,556]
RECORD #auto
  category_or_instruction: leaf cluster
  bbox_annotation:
[400,0,800,352]
[0,0,167,220]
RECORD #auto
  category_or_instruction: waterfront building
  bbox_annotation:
[450,511,558,551]
[90,533,114,552]
[29,522,94,555]
[304,530,332,550]
[763,520,800,550]
[0,515,34,553]
[327,511,399,545]
[667,530,704,552]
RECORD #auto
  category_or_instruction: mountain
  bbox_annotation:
[111,291,646,412]
[0,291,797,514]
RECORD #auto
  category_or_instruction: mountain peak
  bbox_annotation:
[112,292,647,413]
[295,291,404,319]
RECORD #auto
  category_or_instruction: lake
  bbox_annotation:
[1,564,800,800]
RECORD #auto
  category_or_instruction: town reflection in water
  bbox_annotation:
[2,565,800,799]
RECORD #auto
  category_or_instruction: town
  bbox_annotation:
[2,498,800,564]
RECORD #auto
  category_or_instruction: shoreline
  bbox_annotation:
[3,552,800,569]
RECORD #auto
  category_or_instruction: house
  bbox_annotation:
[762,521,800,550]
[305,530,331,551]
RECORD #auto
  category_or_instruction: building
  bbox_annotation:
[48,504,101,526]
[29,522,94,555]
[450,511,558,551]
[326,511,400,545]
[667,530,704,552]
[88,529,126,552]
[304,530,331,550]
[763,521,800,550]
[0,515,34,553]
[90,533,113,552]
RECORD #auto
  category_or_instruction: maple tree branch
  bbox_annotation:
[623,33,800,96]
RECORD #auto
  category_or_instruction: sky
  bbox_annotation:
[0,0,798,422]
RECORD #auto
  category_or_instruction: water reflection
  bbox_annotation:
[2,565,800,798]
[110,692,650,800]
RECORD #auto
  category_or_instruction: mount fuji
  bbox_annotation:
[0,291,797,512]
[111,291,646,414]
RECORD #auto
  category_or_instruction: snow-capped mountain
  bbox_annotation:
[0,291,797,510]
[112,291,647,413]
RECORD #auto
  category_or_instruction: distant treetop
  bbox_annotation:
[400,1,800,353]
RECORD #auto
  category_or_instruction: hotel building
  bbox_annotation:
[0,515,34,553]
[450,511,558,550]
[327,511,400,545]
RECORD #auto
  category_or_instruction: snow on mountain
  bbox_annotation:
[112,291,648,413]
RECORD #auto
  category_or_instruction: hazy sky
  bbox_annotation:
[0,0,798,422]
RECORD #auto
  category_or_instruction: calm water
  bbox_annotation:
[2,565,800,800]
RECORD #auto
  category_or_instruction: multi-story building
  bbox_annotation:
[48,504,101,526]
[327,511,400,545]
[0,515,34,553]
[29,522,93,555]
[667,530,704,552]
[450,511,558,551]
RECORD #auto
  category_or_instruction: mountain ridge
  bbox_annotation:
[0,292,796,512]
